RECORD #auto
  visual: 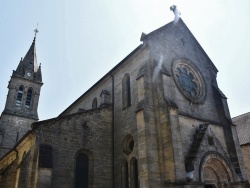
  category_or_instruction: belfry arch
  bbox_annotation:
[200,153,234,187]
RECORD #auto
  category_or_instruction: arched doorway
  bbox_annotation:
[74,150,93,188]
[200,154,233,187]
[75,153,89,188]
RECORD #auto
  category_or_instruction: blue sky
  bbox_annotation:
[1,0,250,120]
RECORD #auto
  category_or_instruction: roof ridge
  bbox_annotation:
[34,105,111,126]
[232,111,250,119]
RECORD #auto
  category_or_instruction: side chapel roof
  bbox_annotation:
[233,112,250,145]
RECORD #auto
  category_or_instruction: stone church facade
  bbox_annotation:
[233,112,250,182]
[0,12,249,188]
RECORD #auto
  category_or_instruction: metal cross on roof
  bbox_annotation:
[34,23,39,38]
[170,5,181,18]
[34,28,39,34]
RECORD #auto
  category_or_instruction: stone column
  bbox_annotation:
[18,150,33,188]
[136,110,149,188]
[168,108,187,183]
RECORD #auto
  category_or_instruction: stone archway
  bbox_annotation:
[200,153,233,188]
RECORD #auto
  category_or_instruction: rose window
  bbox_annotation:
[172,58,206,103]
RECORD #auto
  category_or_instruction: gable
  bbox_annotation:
[144,19,223,123]
[59,18,219,119]
[142,18,218,74]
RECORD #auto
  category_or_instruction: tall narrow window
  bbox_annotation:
[121,160,129,188]
[75,153,89,188]
[25,88,32,108]
[39,144,53,168]
[16,86,24,106]
[92,97,97,109]
[130,158,139,188]
[122,73,131,109]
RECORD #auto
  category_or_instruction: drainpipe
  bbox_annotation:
[110,74,115,188]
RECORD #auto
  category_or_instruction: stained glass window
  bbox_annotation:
[172,58,206,103]
[176,67,198,98]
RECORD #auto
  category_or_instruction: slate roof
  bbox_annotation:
[13,37,42,82]
[232,112,250,145]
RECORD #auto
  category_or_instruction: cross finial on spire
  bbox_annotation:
[170,5,181,23]
[33,23,39,41]
[34,28,39,35]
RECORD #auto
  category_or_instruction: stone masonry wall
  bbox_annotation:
[0,114,36,158]
[178,116,228,157]
[4,76,42,119]
[148,19,220,124]
[0,132,36,188]
[241,145,250,182]
[33,106,112,188]
[112,46,150,187]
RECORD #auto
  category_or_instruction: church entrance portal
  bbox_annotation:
[201,154,233,188]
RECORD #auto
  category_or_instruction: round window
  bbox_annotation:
[123,134,134,155]
[172,58,206,103]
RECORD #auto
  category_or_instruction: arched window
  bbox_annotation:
[16,86,24,106]
[123,134,134,155]
[130,158,139,188]
[74,150,93,188]
[122,73,131,109]
[121,160,129,188]
[25,88,32,108]
[92,97,97,109]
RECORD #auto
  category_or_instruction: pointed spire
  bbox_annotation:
[15,57,24,75]
[23,38,38,71]
[15,38,38,74]
[13,28,41,81]
[35,63,42,82]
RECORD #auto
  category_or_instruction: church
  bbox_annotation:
[0,7,249,188]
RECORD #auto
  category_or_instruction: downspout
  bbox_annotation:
[110,74,115,188]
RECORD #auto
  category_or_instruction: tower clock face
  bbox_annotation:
[26,72,32,77]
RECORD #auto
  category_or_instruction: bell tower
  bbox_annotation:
[0,32,43,157]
